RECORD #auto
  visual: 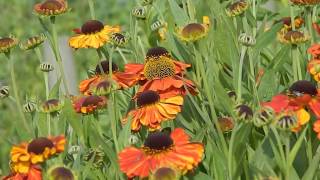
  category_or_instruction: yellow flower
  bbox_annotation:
[0,37,18,53]
[226,0,249,17]
[69,20,120,49]
[278,30,309,44]
[176,16,210,42]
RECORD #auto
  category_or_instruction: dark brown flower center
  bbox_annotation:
[40,0,63,10]
[96,80,111,89]
[227,91,236,98]
[154,167,176,180]
[51,167,74,180]
[95,60,119,75]
[44,99,60,108]
[81,20,104,34]
[284,31,304,41]
[237,105,253,119]
[0,38,14,47]
[144,132,173,150]
[146,47,169,59]
[82,96,104,106]
[289,80,317,96]
[181,23,205,37]
[278,115,296,129]
[137,90,160,107]
[27,137,54,154]
[111,33,126,44]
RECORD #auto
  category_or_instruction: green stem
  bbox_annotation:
[285,134,290,180]
[290,6,295,31]
[292,45,301,81]
[6,53,30,133]
[116,47,128,64]
[307,7,315,44]
[237,46,247,102]
[50,17,70,96]
[88,0,96,20]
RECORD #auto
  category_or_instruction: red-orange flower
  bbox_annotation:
[122,90,183,131]
[79,60,137,95]
[313,120,320,139]
[262,80,320,131]
[72,95,107,114]
[118,128,204,178]
[10,136,65,174]
[118,47,197,98]
[3,165,42,180]
[308,43,320,59]
[33,0,68,17]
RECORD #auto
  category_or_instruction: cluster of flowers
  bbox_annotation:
[0,0,214,179]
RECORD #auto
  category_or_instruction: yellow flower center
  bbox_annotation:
[181,23,205,38]
[81,20,105,34]
[27,137,54,154]
[144,57,175,80]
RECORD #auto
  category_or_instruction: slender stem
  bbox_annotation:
[237,46,247,102]
[307,7,315,44]
[88,0,96,20]
[252,0,257,36]
[285,135,290,180]
[50,17,70,96]
[6,53,30,133]
[290,6,295,31]
[116,47,128,64]
[109,47,114,78]
[292,45,301,80]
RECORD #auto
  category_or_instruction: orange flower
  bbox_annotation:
[3,165,42,180]
[79,60,136,95]
[313,120,320,139]
[33,0,68,17]
[262,80,320,131]
[122,90,183,131]
[118,47,197,98]
[10,136,65,174]
[118,128,204,178]
[308,43,320,59]
[72,95,107,114]
[69,20,120,49]
[307,59,320,82]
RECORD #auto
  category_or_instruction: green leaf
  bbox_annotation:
[289,127,308,165]
[49,77,62,99]
[302,145,320,180]
[168,0,189,26]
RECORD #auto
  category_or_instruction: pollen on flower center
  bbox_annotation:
[144,57,176,80]
[144,132,173,150]
[137,90,160,107]
[146,47,170,60]
[27,137,54,154]
[40,0,63,10]
[81,20,105,34]
[82,96,104,106]
[181,23,205,37]
[289,80,317,96]
[95,60,119,74]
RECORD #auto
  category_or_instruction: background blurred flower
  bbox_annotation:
[34,0,68,17]
[0,37,18,54]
